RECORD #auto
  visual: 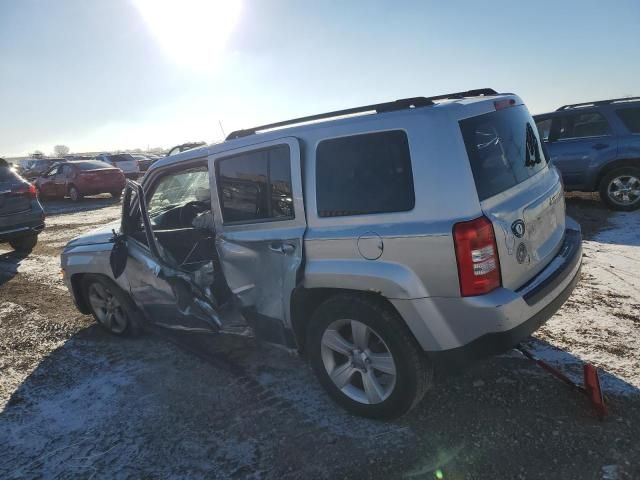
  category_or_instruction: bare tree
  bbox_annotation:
[53,145,70,157]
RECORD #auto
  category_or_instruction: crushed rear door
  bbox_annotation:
[460,103,566,290]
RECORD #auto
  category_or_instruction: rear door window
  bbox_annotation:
[460,105,547,201]
[550,112,610,140]
[616,107,640,133]
[315,130,414,217]
[216,145,293,224]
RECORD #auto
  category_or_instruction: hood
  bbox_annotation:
[65,221,120,248]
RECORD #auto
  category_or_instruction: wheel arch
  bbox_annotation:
[592,158,640,191]
[70,273,91,314]
[290,286,415,355]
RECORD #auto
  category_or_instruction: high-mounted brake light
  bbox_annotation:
[453,216,501,296]
[494,98,516,110]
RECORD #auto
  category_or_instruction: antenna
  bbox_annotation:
[218,120,226,139]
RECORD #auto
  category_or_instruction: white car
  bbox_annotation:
[96,153,140,179]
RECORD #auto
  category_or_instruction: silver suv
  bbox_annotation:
[61,89,582,419]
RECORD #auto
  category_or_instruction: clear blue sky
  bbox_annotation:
[1,0,639,157]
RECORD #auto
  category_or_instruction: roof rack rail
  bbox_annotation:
[226,88,499,140]
[556,96,640,111]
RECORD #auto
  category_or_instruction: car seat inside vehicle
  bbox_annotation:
[130,167,232,304]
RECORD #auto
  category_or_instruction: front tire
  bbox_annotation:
[9,234,38,253]
[83,275,141,336]
[307,295,432,419]
[599,167,640,211]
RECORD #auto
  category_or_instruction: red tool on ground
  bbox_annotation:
[515,345,607,420]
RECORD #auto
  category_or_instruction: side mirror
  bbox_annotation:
[109,230,128,278]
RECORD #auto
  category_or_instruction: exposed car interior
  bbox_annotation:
[129,164,231,303]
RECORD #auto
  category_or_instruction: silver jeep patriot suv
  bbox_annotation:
[61,88,582,419]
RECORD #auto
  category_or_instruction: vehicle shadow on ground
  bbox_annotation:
[0,250,29,286]
[565,193,640,247]
[41,195,121,216]
[1,326,638,479]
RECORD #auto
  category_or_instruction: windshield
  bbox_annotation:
[147,168,210,216]
[460,104,548,201]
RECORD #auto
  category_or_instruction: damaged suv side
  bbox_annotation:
[61,89,582,419]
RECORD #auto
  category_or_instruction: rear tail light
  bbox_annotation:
[13,183,38,199]
[453,216,501,296]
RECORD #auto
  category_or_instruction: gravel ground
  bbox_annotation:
[1,194,639,479]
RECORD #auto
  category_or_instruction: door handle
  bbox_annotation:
[592,143,609,150]
[269,242,296,254]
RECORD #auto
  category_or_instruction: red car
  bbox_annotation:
[34,161,125,201]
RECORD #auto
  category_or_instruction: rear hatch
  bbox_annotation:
[460,102,566,290]
[0,169,32,216]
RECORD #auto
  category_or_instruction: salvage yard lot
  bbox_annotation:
[1,194,639,479]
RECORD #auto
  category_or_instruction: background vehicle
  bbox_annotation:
[131,153,155,172]
[61,90,581,419]
[19,158,66,180]
[34,160,125,201]
[534,97,640,210]
[95,153,140,179]
[0,159,45,252]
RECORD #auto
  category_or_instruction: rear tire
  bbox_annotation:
[9,234,38,253]
[307,294,432,419]
[599,167,640,211]
[69,185,82,202]
[83,274,141,336]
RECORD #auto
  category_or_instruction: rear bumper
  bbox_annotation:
[391,220,582,367]
[430,258,581,370]
[77,181,125,195]
[0,211,45,241]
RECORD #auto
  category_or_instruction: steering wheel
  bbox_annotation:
[178,200,209,227]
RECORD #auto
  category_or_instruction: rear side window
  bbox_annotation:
[460,105,547,201]
[616,107,640,133]
[550,112,610,140]
[316,130,414,217]
[217,145,293,224]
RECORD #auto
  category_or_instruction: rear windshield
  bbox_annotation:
[0,167,17,181]
[110,154,134,162]
[75,161,111,170]
[460,105,548,201]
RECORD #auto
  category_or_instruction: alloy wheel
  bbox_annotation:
[320,319,397,404]
[88,282,128,334]
[607,175,640,206]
